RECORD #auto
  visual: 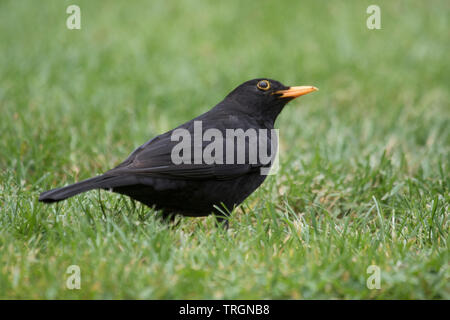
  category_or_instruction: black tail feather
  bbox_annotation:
[39,175,127,203]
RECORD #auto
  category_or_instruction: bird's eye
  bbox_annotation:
[257,80,270,91]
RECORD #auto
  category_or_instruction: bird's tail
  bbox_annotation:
[39,175,124,203]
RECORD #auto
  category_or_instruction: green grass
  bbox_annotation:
[0,0,448,299]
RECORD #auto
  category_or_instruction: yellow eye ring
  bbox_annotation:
[257,80,270,91]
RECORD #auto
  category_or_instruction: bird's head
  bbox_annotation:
[224,78,318,124]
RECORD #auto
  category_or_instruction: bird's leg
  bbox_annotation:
[214,215,229,229]
[164,212,182,228]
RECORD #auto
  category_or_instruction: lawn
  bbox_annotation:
[0,0,448,299]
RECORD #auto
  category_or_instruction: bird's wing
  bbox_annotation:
[108,114,270,180]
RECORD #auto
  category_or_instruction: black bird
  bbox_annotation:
[39,79,317,218]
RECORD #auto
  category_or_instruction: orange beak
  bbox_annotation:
[275,86,318,99]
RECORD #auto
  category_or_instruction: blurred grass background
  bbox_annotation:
[0,0,448,298]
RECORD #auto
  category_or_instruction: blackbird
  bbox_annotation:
[39,79,317,218]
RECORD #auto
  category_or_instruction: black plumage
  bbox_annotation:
[39,79,317,217]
